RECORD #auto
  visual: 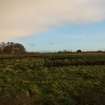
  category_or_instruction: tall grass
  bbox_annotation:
[0,58,105,105]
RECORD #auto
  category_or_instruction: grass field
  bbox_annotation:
[0,53,105,105]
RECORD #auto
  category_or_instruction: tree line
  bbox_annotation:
[0,42,26,54]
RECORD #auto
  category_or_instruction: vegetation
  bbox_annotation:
[76,49,82,53]
[0,42,26,54]
[0,57,105,105]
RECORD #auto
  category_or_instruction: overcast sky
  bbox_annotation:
[0,0,105,51]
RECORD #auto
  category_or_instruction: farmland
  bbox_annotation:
[0,53,105,105]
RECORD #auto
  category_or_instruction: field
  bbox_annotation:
[0,53,105,105]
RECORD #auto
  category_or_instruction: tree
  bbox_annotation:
[0,42,26,54]
[76,49,82,53]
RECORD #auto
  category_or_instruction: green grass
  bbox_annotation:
[0,58,105,105]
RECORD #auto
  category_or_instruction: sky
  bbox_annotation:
[0,0,105,51]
